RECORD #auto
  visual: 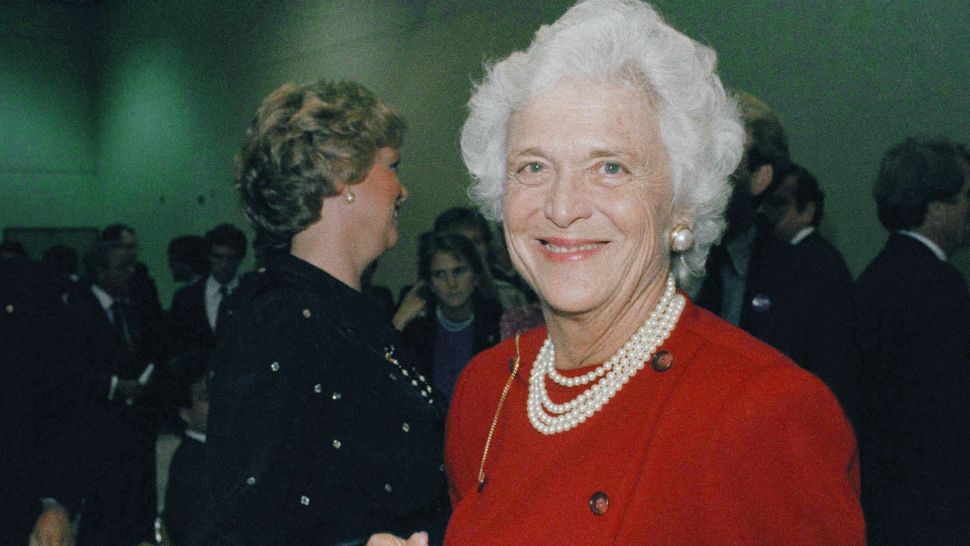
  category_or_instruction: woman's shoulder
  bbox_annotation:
[215,279,332,373]
[231,269,327,323]
[675,300,848,409]
[676,300,850,424]
[681,300,793,371]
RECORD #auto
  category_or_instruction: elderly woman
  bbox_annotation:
[199,80,447,545]
[440,1,865,544]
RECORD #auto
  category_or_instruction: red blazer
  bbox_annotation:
[445,299,864,545]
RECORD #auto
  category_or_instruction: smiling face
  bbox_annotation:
[503,79,675,317]
[351,147,407,259]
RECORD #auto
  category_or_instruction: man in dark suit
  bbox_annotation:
[855,137,970,545]
[100,223,165,340]
[1,256,85,545]
[68,241,159,546]
[168,224,247,353]
[750,162,858,418]
[693,95,858,420]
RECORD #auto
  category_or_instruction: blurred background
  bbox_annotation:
[3,0,968,303]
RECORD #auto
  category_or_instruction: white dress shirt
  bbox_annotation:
[205,274,240,331]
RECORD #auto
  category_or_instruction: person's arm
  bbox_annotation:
[201,312,305,545]
[697,364,865,545]
[392,282,428,332]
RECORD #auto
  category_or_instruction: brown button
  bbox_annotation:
[590,491,609,515]
[652,350,673,372]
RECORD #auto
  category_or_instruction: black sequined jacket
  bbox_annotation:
[197,254,448,546]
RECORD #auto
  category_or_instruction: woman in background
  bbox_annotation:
[396,233,502,399]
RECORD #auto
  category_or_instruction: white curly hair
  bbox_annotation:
[460,0,743,287]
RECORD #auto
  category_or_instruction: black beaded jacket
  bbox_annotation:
[197,254,449,546]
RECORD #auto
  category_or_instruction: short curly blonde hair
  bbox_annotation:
[236,80,404,244]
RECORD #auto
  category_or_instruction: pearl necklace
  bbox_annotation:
[527,274,685,435]
[436,306,475,332]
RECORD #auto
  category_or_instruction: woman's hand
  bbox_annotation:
[392,281,428,331]
[366,531,429,546]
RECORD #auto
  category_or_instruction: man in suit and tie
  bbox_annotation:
[750,162,858,418]
[100,223,164,339]
[691,96,858,418]
[67,240,160,545]
[168,224,247,353]
[855,136,970,544]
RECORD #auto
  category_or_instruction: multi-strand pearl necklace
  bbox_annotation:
[526,274,686,435]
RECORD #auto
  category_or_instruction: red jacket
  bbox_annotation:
[445,299,864,545]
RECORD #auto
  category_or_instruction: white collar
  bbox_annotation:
[206,274,240,294]
[898,230,947,261]
[789,226,815,245]
[90,284,115,311]
[184,429,207,443]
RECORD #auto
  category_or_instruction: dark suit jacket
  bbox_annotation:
[163,434,206,546]
[168,279,216,353]
[67,286,158,546]
[0,258,86,544]
[854,233,970,544]
[199,255,448,546]
[696,228,858,420]
[400,296,502,396]
[741,231,858,420]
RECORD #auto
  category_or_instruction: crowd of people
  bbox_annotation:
[3,0,969,545]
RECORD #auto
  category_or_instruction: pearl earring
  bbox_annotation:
[670,226,693,252]
[344,191,355,203]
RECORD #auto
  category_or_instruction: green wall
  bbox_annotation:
[1,1,100,228]
[4,0,970,304]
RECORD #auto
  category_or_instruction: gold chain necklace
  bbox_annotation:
[477,333,521,493]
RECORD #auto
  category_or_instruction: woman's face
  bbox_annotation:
[352,147,407,257]
[503,79,674,316]
[429,251,476,311]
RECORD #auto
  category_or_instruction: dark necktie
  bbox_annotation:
[215,285,230,334]
[111,301,133,353]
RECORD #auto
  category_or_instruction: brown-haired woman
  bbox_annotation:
[396,232,502,401]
